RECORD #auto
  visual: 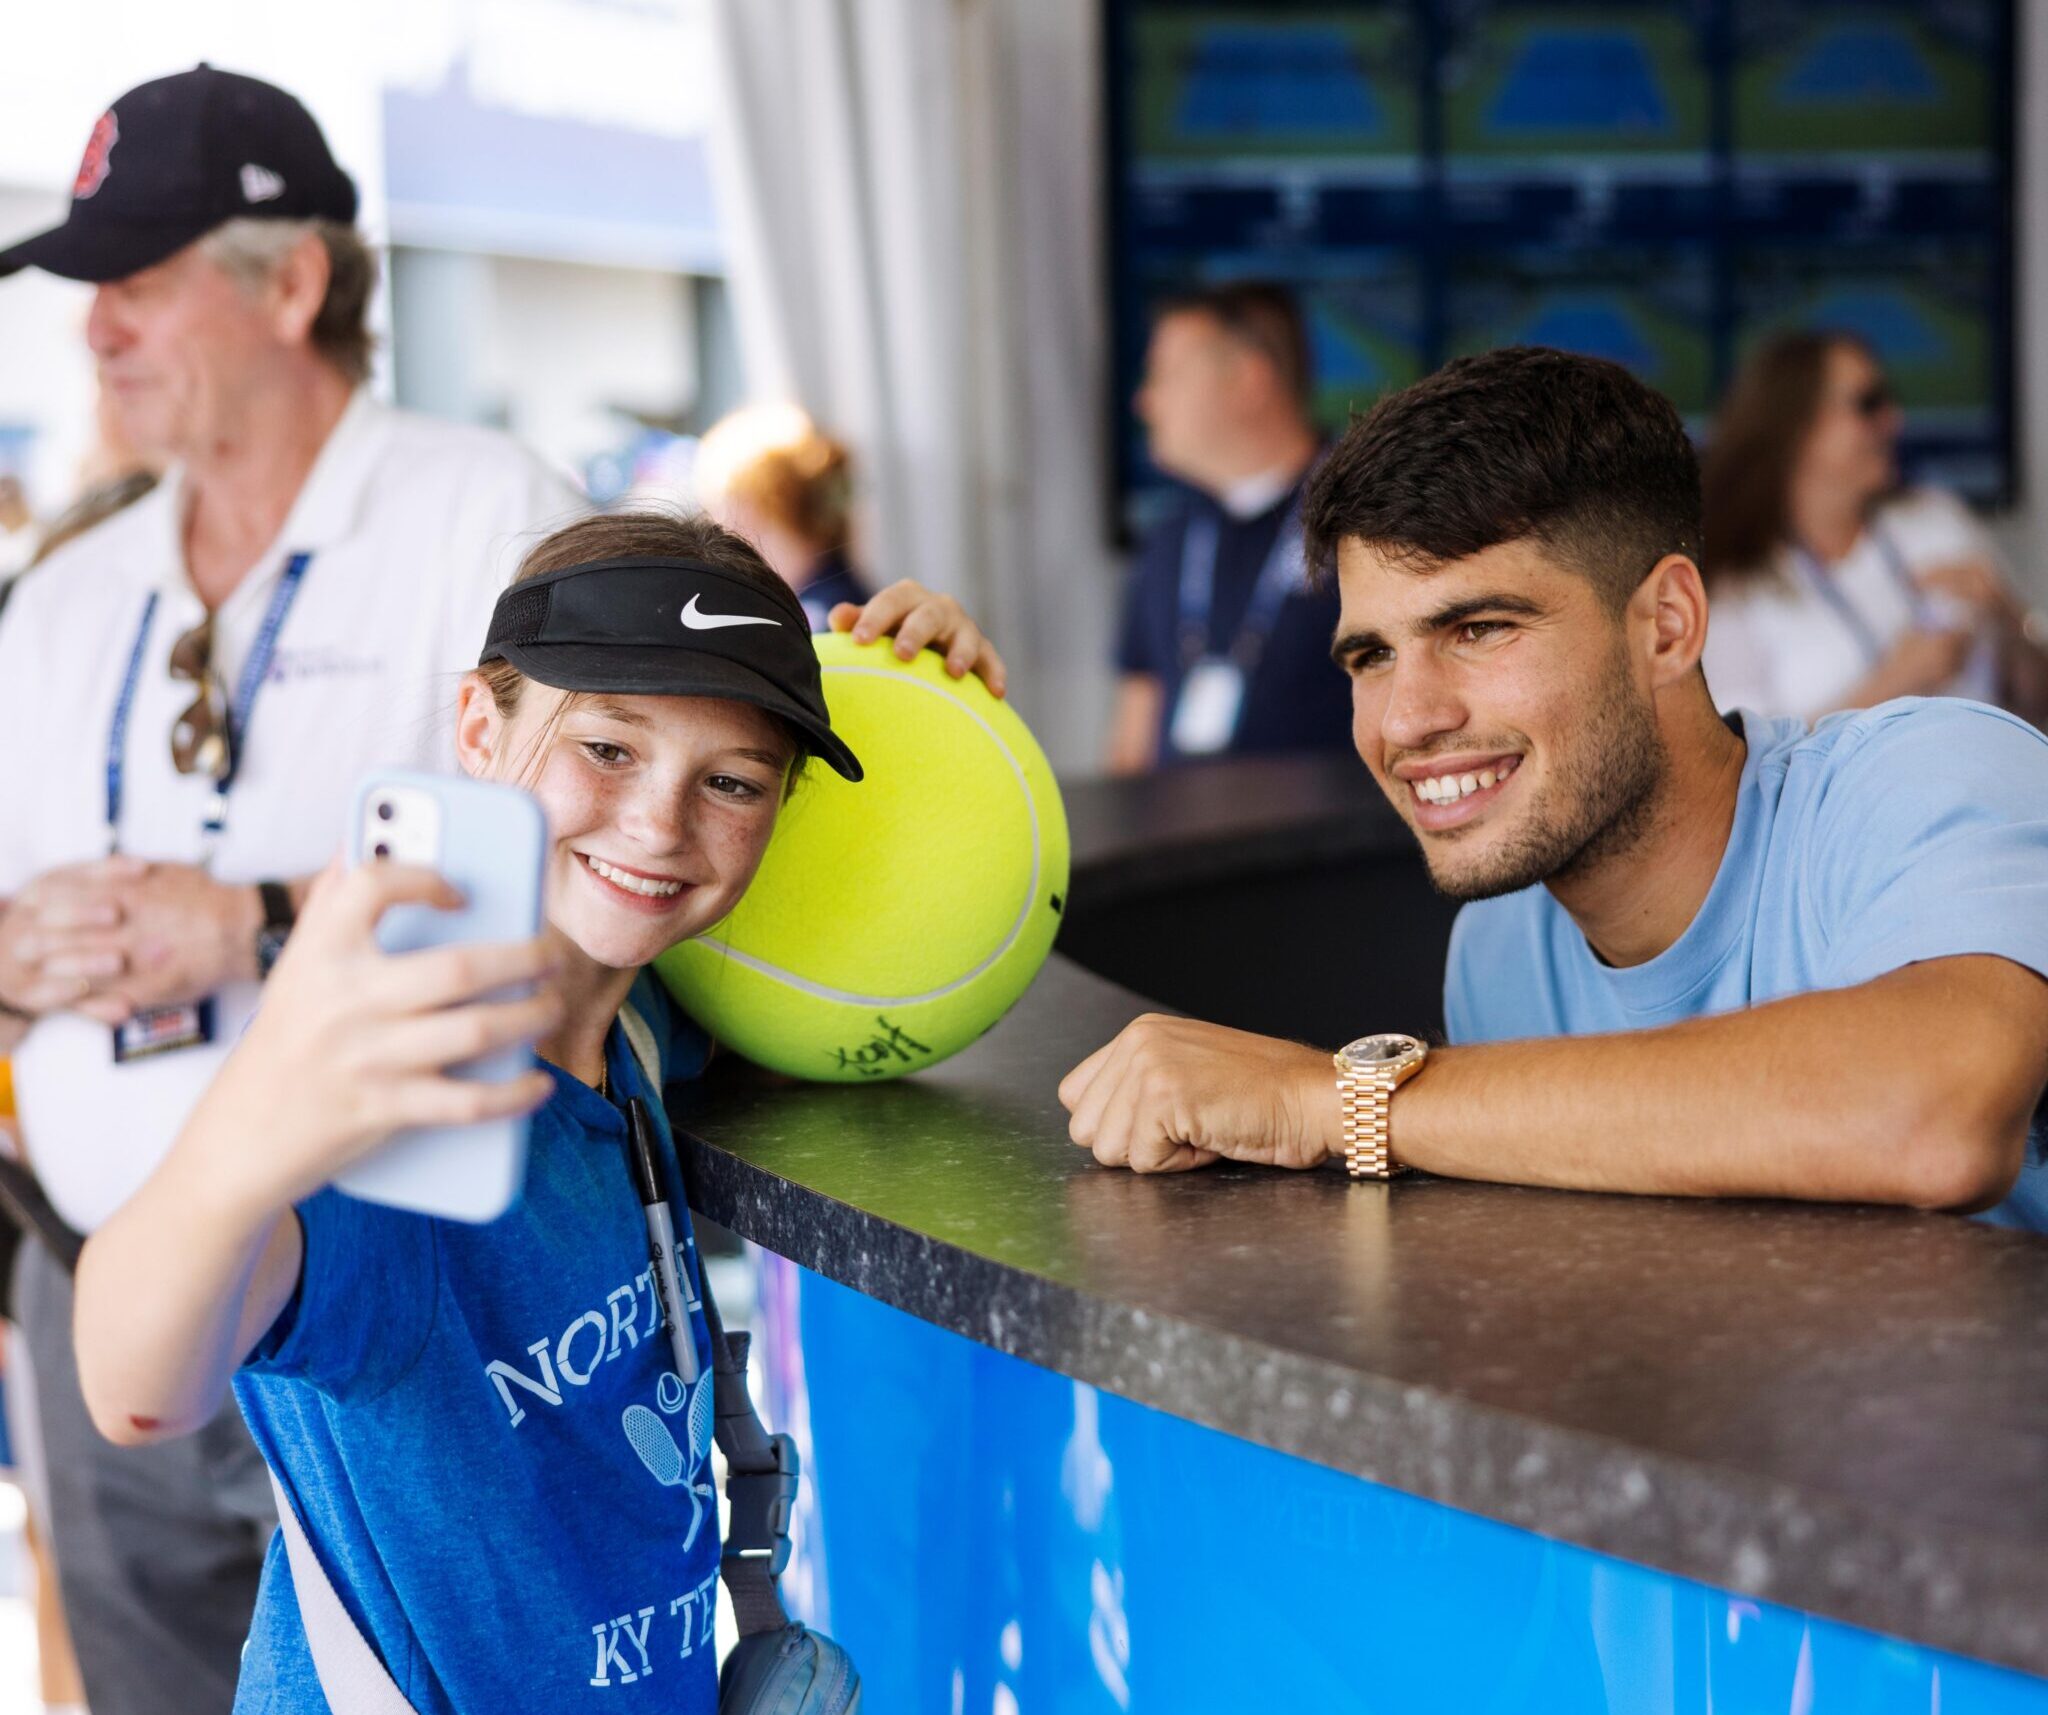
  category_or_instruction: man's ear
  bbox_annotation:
[269,231,332,350]
[1636,552,1710,690]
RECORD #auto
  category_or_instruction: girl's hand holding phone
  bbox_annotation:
[189,858,561,1219]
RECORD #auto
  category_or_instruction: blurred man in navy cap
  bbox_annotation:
[0,66,578,1711]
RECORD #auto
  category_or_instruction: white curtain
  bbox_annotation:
[704,0,1117,768]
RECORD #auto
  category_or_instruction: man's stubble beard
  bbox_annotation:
[1421,647,1667,904]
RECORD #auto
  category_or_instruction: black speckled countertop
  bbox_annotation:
[671,756,2048,1681]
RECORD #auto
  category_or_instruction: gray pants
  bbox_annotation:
[18,1236,275,1715]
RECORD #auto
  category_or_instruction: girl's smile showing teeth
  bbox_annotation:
[578,851,690,905]
[1400,754,1522,829]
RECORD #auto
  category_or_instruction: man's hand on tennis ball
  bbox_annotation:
[830,579,1009,698]
[185,859,562,1215]
[1059,1015,1340,1174]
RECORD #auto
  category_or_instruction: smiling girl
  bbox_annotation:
[69,511,1003,1712]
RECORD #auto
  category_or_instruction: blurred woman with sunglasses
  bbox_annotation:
[1701,330,2048,723]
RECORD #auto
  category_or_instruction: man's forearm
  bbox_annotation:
[1389,957,2047,1211]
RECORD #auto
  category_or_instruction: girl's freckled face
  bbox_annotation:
[464,684,794,971]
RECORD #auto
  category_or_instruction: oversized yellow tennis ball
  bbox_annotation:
[653,633,1070,1081]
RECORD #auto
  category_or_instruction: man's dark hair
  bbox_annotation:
[1155,280,1313,413]
[1302,347,1702,610]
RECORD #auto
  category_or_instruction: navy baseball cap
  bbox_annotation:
[0,64,359,283]
[481,558,865,783]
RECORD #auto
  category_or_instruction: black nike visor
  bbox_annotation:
[479,556,864,783]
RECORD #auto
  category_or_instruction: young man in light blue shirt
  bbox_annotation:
[1061,347,2048,1231]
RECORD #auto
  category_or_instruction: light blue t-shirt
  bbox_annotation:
[1445,701,2048,1232]
[232,977,722,1713]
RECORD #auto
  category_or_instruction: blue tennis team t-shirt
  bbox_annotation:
[232,977,722,1714]
[1445,701,2048,1232]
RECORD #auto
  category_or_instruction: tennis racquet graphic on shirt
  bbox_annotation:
[622,1377,717,1548]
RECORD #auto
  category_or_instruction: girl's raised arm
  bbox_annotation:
[75,860,559,1443]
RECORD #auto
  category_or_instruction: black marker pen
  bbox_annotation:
[626,1097,700,1385]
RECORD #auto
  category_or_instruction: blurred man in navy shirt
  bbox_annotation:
[1107,282,1351,772]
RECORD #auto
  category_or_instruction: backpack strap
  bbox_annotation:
[267,1466,420,1714]
[616,1001,663,1112]
[618,1002,799,1640]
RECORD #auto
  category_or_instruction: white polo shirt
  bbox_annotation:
[0,391,581,1231]
[1702,486,2003,720]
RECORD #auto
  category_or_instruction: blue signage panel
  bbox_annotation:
[758,1259,2047,1713]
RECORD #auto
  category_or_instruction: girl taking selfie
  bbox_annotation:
[70,510,1004,1712]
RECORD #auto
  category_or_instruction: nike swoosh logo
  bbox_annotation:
[679,594,781,631]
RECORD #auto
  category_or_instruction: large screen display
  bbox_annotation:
[1107,0,2014,529]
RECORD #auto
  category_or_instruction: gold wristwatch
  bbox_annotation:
[1333,1034,1428,1179]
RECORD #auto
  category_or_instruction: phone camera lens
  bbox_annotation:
[372,842,392,860]
[375,800,397,822]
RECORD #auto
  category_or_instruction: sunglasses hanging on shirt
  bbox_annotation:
[167,612,233,781]
[101,552,313,1064]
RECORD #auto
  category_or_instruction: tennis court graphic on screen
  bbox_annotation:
[1446,13,1709,159]
[1738,245,1996,426]
[1305,275,1431,423]
[1134,11,1421,161]
[1736,12,1995,157]
[1107,0,2013,524]
[1447,249,1715,417]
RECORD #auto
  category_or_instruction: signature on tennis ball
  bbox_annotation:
[829,1016,935,1079]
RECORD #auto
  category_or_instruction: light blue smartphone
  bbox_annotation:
[334,770,548,1223]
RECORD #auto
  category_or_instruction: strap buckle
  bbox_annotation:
[723,1432,800,1578]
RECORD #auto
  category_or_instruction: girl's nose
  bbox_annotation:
[617,783,693,857]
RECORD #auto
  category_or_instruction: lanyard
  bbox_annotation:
[1177,492,1308,674]
[102,552,312,853]
[103,591,160,848]
[1791,527,1932,669]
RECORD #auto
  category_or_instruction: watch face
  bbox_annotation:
[1340,1033,1425,1072]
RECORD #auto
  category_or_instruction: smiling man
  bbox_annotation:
[1061,347,2048,1231]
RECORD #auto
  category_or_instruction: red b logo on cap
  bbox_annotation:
[73,110,119,201]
